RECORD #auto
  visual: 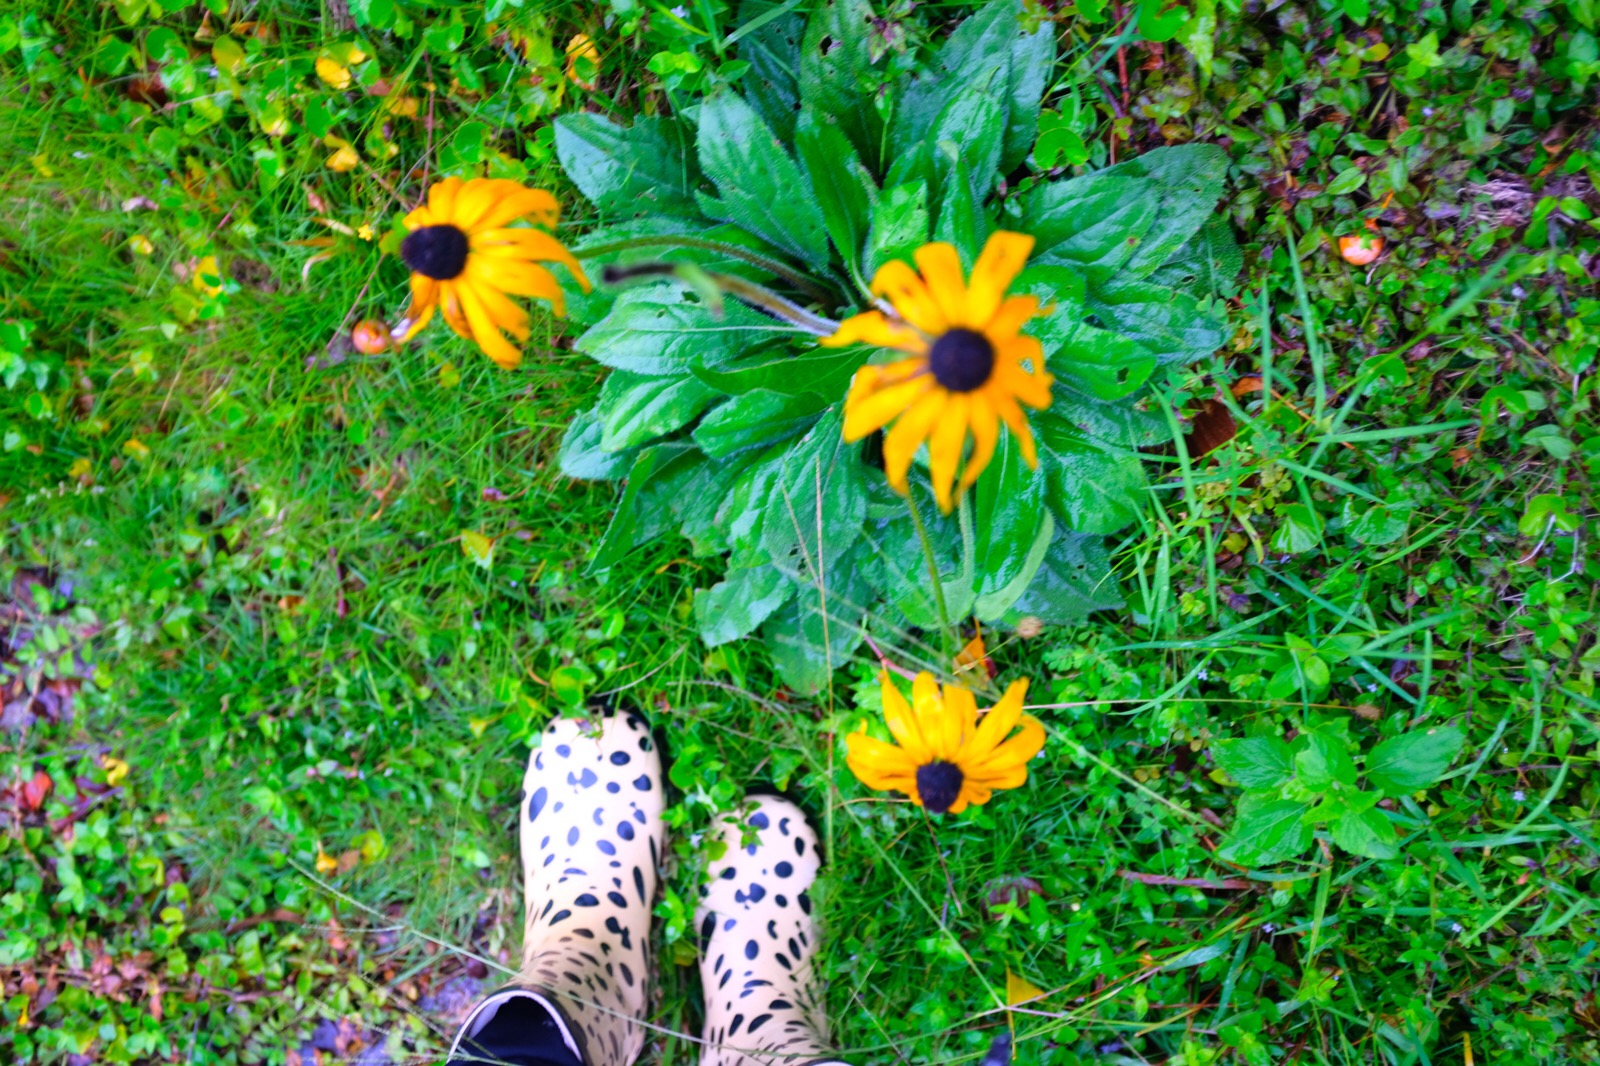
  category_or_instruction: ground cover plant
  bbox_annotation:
[2,1,1599,1065]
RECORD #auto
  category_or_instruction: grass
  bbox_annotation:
[4,2,1600,1065]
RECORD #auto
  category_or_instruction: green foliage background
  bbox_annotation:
[2,1,1600,1065]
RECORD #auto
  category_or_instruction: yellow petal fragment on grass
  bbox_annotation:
[315,56,351,89]
[461,530,496,568]
[1006,968,1047,1006]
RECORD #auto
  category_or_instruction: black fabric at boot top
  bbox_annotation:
[449,994,585,1066]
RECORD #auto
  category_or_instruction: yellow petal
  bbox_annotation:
[967,231,1034,326]
[429,177,464,221]
[449,178,507,231]
[456,280,522,368]
[400,275,439,341]
[820,310,927,354]
[914,672,964,761]
[959,399,1000,493]
[942,683,979,749]
[472,227,585,279]
[470,258,566,315]
[843,374,932,442]
[471,188,561,232]
[967,714,1046,777]
[845,730,921,787]
[957,781,993,811]
[959,679,1028,765]
[880,672,933,763]
[912,242,969,327]
[984,293,1042,341]
[870,259,947,335]
[462,271,531,341]
[990,391,1039,468]
[402,205,435,230]
[438,280,472,339]
[927,394,970,513]
[882,391,946,494]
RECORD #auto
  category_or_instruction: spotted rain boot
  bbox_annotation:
[450,712,666,1066]
[695,796,850,1066]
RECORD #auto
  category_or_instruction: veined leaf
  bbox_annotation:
[696,92,829,268]
[595,371,722,451]
[691,345,867,397]
[762,543,872,694]
[971,432,1051,616]
[762,408,868,582]
[737,0,805,143]
[589,444,697,572]
[576,281,795,376]
[795,109,877,272]
[695,564,796,646]
[864,181,929,278]
[554,114,699,217]
[1005,527,1122,624]
[1217,794,1314,866]
[1034,413,1148,535]
[557,407,638,481]
[1365,727,1464,795]
[1213,736,1296,790]
[693,389,827,458]
[798,0,884,170]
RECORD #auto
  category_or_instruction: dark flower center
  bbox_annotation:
[915,761,965,814]
[927,328,995,392]
[401,224,470,280]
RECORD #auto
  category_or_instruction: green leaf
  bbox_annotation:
[975,509,1054,620]
[892,0,1055,172]
[1365,727,1465,795]
[1115,145,1230,277]
[1330,806,1399,860]
[692,346,868,397]
[865,181,930,278]
[718,443,790,565]
[595,371,722,451]
[1294,733,1358,792]
[1022,171,1157,282]
[1086,279,1231,367]
[762,408,868,580]
[693,389,827,458]
[737,0,805,143]
[1137,0,1189,42]
[1326,165,1367,196]
[932,144,984,253]
[1006,527,1123,624]
[589,444,697,572]
[1048,388,1171,448]
[1214,737,1296,789]
[695,564,796,646]
[1034,315,1157,401]
[1270,503,1324,554]
[1147,217,1244,298]
[859,509,970,629]
[795,109,877,271]
[762,545,872,694]
[576,282,793,376]
[971,433,1052,617]
[1342,496,1410,546]
[554,114,700,217]
[1034,413,1148,535]
[928,87,1005,203]
[1218,794,1315,866]
[696,92,829,268]
[557,408,638,480]
[798,0,884,170]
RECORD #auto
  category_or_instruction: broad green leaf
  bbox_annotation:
[1048,387,1171,448]
[762,409,868,580]
[696,93,829,267]
[1326,165,1367,196]
[1005,527,1123,624]
[891,0,1054,171]
[576,282,793,376]
[1112,144,1230,277]
[795,109,877,271]
[1022,171,1157,281]
[971,433,1051,614]
[1365,727,1465,795]
[864,181,930,278]
[718,443,790,566]
[691,345,868,397]
[762,544,872,694]
[1294,733,1359,792]
[975,510,1054,620]
[677,447,771,556]
[932,144,984,253]
[596,371,721,451]
[1218,794,1314,866]
[929,87,1005,203]
[798,0,884,170]
[693,389,827,458]
[1034,317,1157,401]
[695,564,796,646]
[1137,0,1189,41]
[554,114,700,217]
[860,509,972,629]
[1214,737,1296,790]
[1330,806,1399,860]
[1089,279,1230,367]
[589,444,696,572]
[1270,503,1324,554]
[1147,217,1244,299]
[1342,496,1410,546]
[557,407,638,480]
[1034,413,1148,535]
[737,0,805,143]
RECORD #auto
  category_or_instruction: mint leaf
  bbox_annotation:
[1365,727,1465,795]
[1214,737,1296,790]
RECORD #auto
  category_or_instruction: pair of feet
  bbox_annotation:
[449,712,842,1066]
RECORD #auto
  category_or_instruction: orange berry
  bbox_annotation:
[351,319,390,354]
[1338,234,1384,265]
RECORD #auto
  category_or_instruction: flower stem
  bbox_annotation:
[601,262,839,336]
[905,486,954,661]
[577,234,835,306]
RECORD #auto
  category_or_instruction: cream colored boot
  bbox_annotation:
[450,712,666,1066]
[695,797,849,1066]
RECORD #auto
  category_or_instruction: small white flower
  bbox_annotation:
[670,4,688,15]
[1451,922,1464,934]
[1197,668,1210,680]
[1512,790,1526,802]
[73,151,90,159]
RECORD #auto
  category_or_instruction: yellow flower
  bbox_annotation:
[192,255,225,296]
[315,56,351,90]
[821,231,1053,513]
[565,33,600,90]
[396,177,591,369]
[845,671,1044,815]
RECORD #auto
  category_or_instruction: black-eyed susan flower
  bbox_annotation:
[846,671,1044,815]
[396,177,591,369]
[820,232,1052,512]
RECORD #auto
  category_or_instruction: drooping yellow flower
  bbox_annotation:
[396,177,591,369]
[845,671,1044,815]
[821,232,1052,512]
